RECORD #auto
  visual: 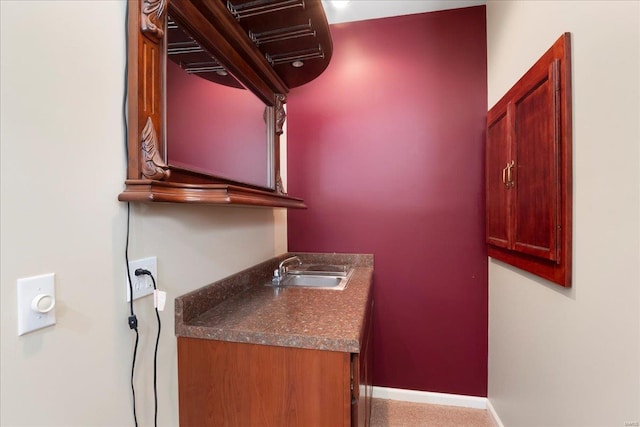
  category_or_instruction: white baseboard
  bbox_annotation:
[371,386,487,410]
[486,399,505,427]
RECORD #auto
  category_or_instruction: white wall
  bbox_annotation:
[321,0,486,24]
[0,1,287,426]
[486,1,640,426]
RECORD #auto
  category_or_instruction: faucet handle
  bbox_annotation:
[272,269,281,285]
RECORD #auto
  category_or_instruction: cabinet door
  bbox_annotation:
[178,338,352,427]
[512,60,561,261]
[485,33,572,287]
[486,108,512,249]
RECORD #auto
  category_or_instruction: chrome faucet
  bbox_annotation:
[273,256,302,285]
[278,256,302,277]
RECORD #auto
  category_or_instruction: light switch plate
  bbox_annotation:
[126,256,157,302]
[17,273,56,336]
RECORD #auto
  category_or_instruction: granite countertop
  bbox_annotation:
[175,253,373,353]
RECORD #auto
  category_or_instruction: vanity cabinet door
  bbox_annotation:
[177,337,352,426]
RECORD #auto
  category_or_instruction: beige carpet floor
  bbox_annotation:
[370,398,496,427]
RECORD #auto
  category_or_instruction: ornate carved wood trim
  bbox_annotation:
[275,173,286,195]
[273,94,286,194]
[141,117,171,180]
[275,94,287,135]
[141,0,166,40]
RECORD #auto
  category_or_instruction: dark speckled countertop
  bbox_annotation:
[175,253,373,353]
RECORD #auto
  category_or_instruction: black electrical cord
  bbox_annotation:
[122,3,139,427]
[122,0,129,157]
[135,268,161,427]
[125,203,139,427]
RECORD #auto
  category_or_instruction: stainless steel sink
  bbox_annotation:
[269,265,353,290]
[282,274,344,288]
[287,264,349,277]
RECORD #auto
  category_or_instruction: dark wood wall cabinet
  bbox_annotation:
[486,33,573,287]
[118,0,333,208]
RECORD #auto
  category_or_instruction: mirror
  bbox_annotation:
[166,17,274,189]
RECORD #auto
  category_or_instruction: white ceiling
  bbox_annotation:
[321,0,486,24]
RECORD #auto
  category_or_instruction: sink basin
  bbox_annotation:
[287,264,349,277]
[283,275,344,288]
[269,266,353,290]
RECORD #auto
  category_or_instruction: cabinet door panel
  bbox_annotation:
[178,338,352,427]
[486,110,511,248]
[512,61,560,261]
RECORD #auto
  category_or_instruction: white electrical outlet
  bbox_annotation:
[126,256,157,302]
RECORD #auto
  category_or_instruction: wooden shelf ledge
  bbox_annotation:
[118,180,306,208]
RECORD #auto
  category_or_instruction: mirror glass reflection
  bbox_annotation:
[165,17,272,189]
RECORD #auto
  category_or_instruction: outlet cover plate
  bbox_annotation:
[126,256,157,302]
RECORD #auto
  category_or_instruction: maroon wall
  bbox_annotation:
[287,7,488,396]
[166,60,268,187]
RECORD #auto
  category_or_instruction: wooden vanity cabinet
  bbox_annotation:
[486,33,572,287]
[177,301,374,426]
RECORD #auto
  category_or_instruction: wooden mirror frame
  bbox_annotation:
[118,0,306,208]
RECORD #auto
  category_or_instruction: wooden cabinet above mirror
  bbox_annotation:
[118,0,333,208]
